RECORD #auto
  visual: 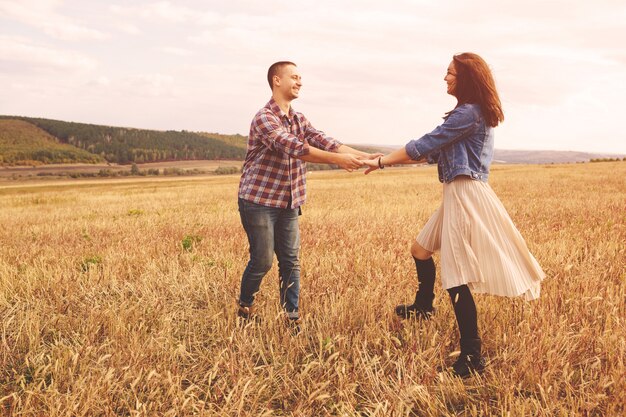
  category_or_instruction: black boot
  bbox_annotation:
[394,295,435,319]
[395,257,436,319]
[447,285,485,378]
[451,338,486,378]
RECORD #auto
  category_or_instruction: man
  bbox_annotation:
[237,61,379,331]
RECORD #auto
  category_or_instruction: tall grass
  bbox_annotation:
[0,163,624,416]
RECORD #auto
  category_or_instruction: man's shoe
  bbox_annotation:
[286,317,301,336]
[237,305,261,324]
[395,303,435,320]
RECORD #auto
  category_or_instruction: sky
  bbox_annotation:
[1,0,625,154]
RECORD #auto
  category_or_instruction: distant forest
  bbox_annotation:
[0,116,247,164]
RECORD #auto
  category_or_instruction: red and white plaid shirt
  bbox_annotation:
[238,98,342,209]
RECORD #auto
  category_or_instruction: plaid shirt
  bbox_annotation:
[238,98,342,209]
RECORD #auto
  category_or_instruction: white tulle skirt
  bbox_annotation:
[416,176,544,301]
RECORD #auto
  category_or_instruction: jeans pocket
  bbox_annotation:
[239,199,272,229]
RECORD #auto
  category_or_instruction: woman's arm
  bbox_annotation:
[405,105,479,160]
[361,147,426,174]
[379,147,416,165]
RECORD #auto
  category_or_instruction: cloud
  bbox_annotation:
[0,0,110,41]
[121,73,177,98]
[86,76,111,87]
[115,22,142,35]
[158,47,193,57]
[110,1,219,25]
[0,35,97,72]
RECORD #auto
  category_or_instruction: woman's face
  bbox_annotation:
[444,61,457,96]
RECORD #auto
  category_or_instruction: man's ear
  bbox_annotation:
[273,75,280,88]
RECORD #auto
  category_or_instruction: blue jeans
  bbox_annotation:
[238,198,301,319]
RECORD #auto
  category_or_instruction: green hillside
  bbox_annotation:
[199,132,247,150]
[0,119,104,165]
[0,116,247,165]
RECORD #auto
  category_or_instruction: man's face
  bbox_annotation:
[274,64,302,100]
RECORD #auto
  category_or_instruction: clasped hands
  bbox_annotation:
[335,152,385,174]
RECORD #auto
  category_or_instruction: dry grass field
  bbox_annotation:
[0,162,624,416]
[0,160,243,181]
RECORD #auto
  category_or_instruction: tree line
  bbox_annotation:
[0,116,247,164]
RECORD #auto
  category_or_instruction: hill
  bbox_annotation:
[0,116,247,165]
[0,119,104,165]
[1,116,623,167]
[199,132,247,150]
[493,149,625,164]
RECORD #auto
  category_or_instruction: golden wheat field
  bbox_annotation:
[0,162,624,416]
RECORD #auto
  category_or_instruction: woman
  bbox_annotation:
[362,53,545,378]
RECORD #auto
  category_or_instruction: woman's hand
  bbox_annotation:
[361,158,380,175]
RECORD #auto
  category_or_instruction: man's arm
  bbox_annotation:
[304,124,383,161]
[297,147,363,172]
[336,144,383,160]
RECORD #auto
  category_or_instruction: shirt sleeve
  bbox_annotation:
[302,116,342,152]
[252,110,310,157]
[405,106,479,161]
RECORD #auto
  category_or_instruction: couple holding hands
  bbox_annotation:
[236,56,545,378]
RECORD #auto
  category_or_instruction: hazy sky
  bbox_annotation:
[1,0,625,153]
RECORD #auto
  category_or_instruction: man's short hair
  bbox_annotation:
[267,61,296,90]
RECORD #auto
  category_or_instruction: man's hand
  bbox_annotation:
[335,153,364,172]
[361,158,380,175]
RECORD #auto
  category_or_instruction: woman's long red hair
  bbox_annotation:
[452,53,504,127]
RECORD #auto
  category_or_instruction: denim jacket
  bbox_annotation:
[405,103,494,183]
